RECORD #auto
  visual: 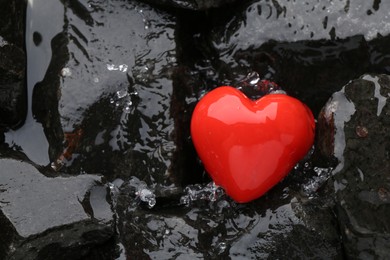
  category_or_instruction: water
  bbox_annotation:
[214,0,390,60]
[301,166,333,196]
[236,71,286,99]
[3,0,390,258]
[180,182,225,205]
[362,74,388,116]
[109,90,138,114]
[4,0,64,165]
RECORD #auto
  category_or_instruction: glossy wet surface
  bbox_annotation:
[1,0,390,258]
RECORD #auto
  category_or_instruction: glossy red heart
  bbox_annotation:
[191,86,315,203]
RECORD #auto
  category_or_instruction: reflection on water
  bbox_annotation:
[214,0,390,56]
[5,0,64,165]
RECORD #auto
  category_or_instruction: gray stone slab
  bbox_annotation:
[0,158,114,259]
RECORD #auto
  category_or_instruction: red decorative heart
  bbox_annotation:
[191,86,315,203]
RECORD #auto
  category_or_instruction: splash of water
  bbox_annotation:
[237,72,285,99]
[180,182,225,206]
[136,188,156,208]
[106,63,128,72]
[109,89,138,113]
[301,167,333,196]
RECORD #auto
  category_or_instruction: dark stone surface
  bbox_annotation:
[0,157,114,259]
[318,74,390,258]
[139,0,243,10]
[0,42,26,130]
[178,0,390,115]
[1,0,390,259]
[30,0,202,187]
[0,0,27,130]
[0,0,25,47]
[114,172,342,258]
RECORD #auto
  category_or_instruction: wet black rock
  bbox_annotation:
[318,74,390,258]
[189,0,390,115]
[0,0,25,47]
[4,0,390,258]
[114,173,342,258]
[0,42,27,130]
[0,158,114,259]
[139,0,242,10]
[30,0,204,187]
[0,0,27,130]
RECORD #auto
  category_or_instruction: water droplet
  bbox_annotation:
[198,90,207,99]
[107,63,128,72]
[302,167,333,195]
[106,64,115,71]
[61,67,72,77]
[218,242,227,251]
[116,90,128,99]
[123,101,132,113]
[180,182,225,206]
[136,188,156,209]
[238,71,283,99]
[249,77,260,85]
[118,64,128,72]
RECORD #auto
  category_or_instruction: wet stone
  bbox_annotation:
[0,158,114,259]
[0,42,26,130]
[200,0,390,115]
[0,0,27,130]
[114,176,342,258]
[212,0,390,53]
[317,74,390,258]
[0,0,25,48]
[139,0,241,10]
[30,0,196,187]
